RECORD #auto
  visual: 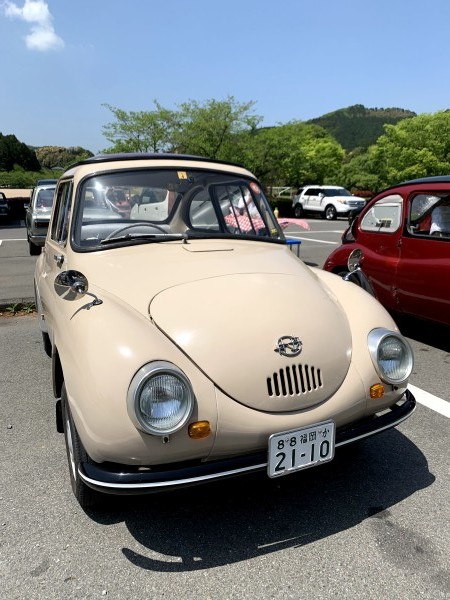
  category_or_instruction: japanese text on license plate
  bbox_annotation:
[268,420,335,478]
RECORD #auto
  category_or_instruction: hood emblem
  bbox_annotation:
[275,336,303,357]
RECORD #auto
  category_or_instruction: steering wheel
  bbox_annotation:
[103,222,168,241]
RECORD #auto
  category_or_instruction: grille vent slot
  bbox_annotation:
[267,364,323,397]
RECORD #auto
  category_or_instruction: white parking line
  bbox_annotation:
[0,238,26,243]
[408,384,450,418]
[286,234,338,245]
[303,230,344,234]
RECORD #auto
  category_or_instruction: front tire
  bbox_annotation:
[294,203,304,218]
[324,205,337,220]
[62,384,99,509]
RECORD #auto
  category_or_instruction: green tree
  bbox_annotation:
[0,166,40,187]
[35,146,93,171]
[172,96,262,159]
[0,133,40,171]
[339,111,450,191]
[101,102,176,153]
[242,122,344,187]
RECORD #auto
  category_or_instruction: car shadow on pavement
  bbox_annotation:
[395,315,450,353]
[88,428,434,572]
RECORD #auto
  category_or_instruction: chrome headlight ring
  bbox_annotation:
[368,328,414,385]
[127,361,195,436]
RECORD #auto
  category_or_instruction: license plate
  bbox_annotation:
[268,420,335,478]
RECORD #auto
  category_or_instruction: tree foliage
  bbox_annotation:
[339,111,450,191]
[171,97,261,159]
[101,100,343,188]
[101,102,176,153]
[0,133,40,171]
[309,104,416,152]
[35,146,94,170]
[239,122,345,187]
[102,96,262,160]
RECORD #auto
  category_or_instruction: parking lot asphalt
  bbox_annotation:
[0,221,36,306]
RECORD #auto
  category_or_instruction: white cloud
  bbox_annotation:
[3,0,64,51]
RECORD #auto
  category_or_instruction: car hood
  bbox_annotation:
[80,240,352,413]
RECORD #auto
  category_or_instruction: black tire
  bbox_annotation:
[61,384,99,509]
[324,205,337,220]
[293,203,304,218]
[28,239,41,256]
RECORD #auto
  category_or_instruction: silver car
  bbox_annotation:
[25,179,57,255]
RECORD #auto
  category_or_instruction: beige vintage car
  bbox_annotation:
[34,154,416,508]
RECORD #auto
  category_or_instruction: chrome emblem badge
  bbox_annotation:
[275,336,303,357]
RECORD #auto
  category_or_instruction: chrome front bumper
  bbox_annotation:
[79,390,416,495]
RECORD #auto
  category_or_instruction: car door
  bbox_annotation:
[395,191,450,325]
[38,180,73,341]
[355,194,404,311]
[305,188,322,211]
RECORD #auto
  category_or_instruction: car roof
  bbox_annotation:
[400,175,450,185]
[374,175,450,197]
[36,179,57,186]
[305,185,345,189]
[71,153,245,169]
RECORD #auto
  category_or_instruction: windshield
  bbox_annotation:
[323,188,352,197]
[73,168,283,249]
[36,187,55,208]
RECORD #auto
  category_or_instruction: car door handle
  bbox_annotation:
[54,254,64,267]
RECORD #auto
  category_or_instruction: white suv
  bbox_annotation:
[292,185,366,220]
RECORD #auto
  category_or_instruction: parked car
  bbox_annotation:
[25,179,57,255]
[0,191,10,221]
[34,153,415,508]
[292,185,366,220]
[323,176,450,326]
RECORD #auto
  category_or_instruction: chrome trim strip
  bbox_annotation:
[78,395,416,492]
[78,462,267,490]
[334,404,416,448]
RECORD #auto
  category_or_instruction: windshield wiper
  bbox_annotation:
[100,233,183,245]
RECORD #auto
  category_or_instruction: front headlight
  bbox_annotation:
[127,361,194,435]
[368,329,414,385]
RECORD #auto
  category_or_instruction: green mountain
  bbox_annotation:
[308,104,416,151]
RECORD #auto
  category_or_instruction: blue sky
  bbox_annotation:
[1,0,449,154]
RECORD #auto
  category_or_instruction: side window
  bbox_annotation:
[188,188,220,231]
[409,193,450,238]
[50,181,73,245]
[361,194,403,233]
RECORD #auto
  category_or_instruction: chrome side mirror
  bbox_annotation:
[347,248,363,272]
[343,249,376,297]
[54,270,102,305]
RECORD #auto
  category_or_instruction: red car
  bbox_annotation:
[323,176,450,326]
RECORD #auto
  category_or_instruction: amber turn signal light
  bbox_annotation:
[188,421,211,439]
[370,383,385,399]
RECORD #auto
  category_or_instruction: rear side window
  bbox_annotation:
[360,194,403,233]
